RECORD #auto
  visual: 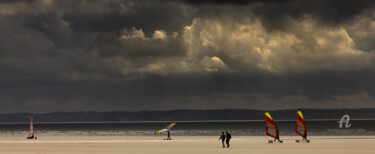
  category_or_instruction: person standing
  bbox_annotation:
[225,131,231,148]
[218,131,226,148]
[167,131,171,140]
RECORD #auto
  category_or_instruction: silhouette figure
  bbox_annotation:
[225,131,231,148]
[167,131,171,140]
[218,131,226,148]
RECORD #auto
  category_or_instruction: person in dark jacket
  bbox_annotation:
[167,131,171,140]
[225,131,231,148]
[218,131,226,148]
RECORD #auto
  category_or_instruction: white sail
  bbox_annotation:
[29,116,34,137]
[157,123,176,133]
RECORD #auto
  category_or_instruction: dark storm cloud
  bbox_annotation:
[0,0,189,75]
[185,0,375,31]
[183,0,286,5]
[0,0,193,112]
[0,0,374,112]
[60,1,188,35]
[255,0,375,31]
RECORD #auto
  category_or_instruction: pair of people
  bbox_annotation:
[218,131,231,148]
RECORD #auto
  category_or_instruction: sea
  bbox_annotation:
[0,120,373,137]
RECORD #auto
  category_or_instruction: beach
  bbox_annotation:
[0,136,374,154]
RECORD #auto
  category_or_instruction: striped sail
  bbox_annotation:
[265,112,279,140]
[295,111,307,139]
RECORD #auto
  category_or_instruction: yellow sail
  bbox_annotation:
[265,112,273,120]
[157,123,176,133]
[297,111,304,120]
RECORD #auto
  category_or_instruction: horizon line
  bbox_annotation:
[1,107,375,115]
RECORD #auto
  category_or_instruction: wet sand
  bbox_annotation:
[0,136,374,154]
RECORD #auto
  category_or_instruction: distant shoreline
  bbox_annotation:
[1,119,375,125]
[1,108,375,123]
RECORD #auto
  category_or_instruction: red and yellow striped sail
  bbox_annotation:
[265,112,279,139]
[295,111,307,139]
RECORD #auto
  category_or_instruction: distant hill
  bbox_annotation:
[0,108,374,123]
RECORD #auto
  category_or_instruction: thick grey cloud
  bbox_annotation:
[184,0,375,30]
[0,0,374,113]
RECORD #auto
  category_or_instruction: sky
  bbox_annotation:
[0,0,375,113]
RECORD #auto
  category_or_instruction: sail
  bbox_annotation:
[295,111,307,139]
[265,112,279,139]
[158,123,176,133]
[29,115,34,137]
